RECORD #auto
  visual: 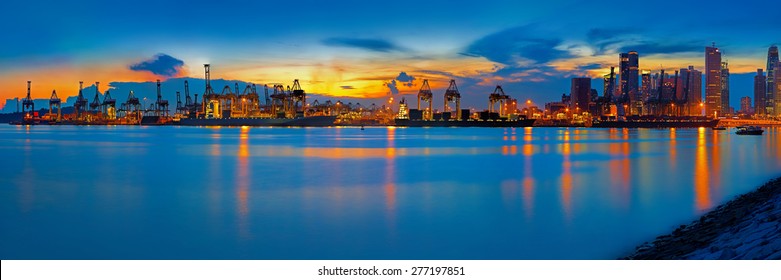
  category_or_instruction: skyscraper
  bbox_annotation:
[776,61,781,116]
[705,45,722,117]
[619,51,640,114]
[603,73,614,98]
[682,66,703,116]
[740,96,752,115]
[767,45,779,116]
[754,69,766,116]
[570,78,591,114]
[640,70,652,115]
[721,61,730,115]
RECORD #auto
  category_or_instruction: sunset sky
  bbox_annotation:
[1,0,778,111]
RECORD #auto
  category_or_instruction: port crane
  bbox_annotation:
[155,79,169,117]
[48,89,61,121]
[240,83,260,116]
[176,91,184,116]
[270,84,288,117]
[489,85,510,117]
[291,79,306,116]
[202,64,220,118]
[21,81,34,116]
[417,79,433,120]
[102,89,116,120]
[74,81,88,119]
[90,82,102,114]
[444,79,461,120]
[125,90,141,120]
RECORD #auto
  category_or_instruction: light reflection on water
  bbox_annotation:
[1,125,780,259]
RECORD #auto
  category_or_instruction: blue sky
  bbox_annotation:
[1,0,779,111]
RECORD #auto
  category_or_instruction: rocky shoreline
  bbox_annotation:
[624,177,781,260]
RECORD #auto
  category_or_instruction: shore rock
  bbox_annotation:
[623,177,781,260]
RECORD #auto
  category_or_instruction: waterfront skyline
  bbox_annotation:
[1,0,779,112]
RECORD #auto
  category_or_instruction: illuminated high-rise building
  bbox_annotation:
[619,51,640,114]
[705,45,722,117]
[721,61,730,115]
[754,69,766,116]
[776,61,781,115]
[767,45,779,115]
[603,73,614,98]
[740,96,752,115]
[640,70,652,115]
[570,77,591,113]
[680,66,703,116]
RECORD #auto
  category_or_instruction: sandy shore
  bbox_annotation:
[624,177,781,260]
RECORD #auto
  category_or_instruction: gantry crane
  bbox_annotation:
[270,84,287,117]
[220,85,235,117]
[240,83,260,116]
[183,80,198,116]
[48,89,61,121]
[202,64,220,118]
[90,82,102,114]
[176,91,184,116]
[125,90,141,121]
[155,79,169,117]
[74,81,88,119]
[102,89,116,120]
[417,79,433,120]
[489,85,510,116]
[21,81,34,116]
[291,79,306,116]
[444,79,461,120]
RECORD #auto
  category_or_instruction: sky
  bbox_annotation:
[1,0,779,112]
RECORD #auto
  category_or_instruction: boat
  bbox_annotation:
[735,126,764,135]
[712,126,727,130]
[176,115,337,127]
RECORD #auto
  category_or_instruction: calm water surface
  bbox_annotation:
[1,125,780,259]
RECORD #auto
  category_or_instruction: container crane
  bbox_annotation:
[74,81,88,119]
[444,79,461,120]
[21,81,35,116]
[291,79,306,116]
[155,79,169,117]
[102,90,116,120]
[48,89,61,121]
[90,82,102,113]
[417,79,433,120]
[489,85,509,116]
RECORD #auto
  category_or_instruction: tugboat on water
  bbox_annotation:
[735,126,764,135]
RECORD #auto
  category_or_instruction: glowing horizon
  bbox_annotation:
[2,0,778,110]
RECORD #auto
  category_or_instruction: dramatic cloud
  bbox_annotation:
[129,54,184,77]
[578,63,605,70]
[586,28,638,42]
[583,27,703,55]
[340,85,355,90]
[395,71,416,87]
[395,72,415,83]
[462,25,571,66]
[384,80,399,95]
[321,37,404,52]
[622,41,703,55]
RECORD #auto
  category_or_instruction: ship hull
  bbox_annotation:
[177,115,337,127]
[591,119,719,128]
[394,119,536,127]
